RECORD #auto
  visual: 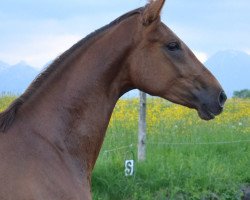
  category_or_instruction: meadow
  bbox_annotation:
[0,95,249,199]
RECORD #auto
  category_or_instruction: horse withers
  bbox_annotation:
[0,0,226,199]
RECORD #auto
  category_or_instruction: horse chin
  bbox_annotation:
[197,106,216,121]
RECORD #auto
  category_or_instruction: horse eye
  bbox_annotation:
[166,42,180,51]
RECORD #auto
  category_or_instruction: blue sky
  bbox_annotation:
[0,0,250,69]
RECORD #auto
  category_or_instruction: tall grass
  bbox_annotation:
[0,96,249,199]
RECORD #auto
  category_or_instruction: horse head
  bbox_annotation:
[129,0,227,120]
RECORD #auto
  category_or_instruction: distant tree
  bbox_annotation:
[233,89,250,99]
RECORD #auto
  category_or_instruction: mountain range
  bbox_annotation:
[0,50,249,97]
[0,61,38,94]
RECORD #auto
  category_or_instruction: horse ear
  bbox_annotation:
[142,0,166,26]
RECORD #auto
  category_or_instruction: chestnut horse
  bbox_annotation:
[0,0,226,199]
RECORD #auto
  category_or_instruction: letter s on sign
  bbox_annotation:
[125,160,134,176]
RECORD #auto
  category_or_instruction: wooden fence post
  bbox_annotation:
[138,91,147,161]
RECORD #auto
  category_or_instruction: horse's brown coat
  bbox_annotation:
[0,1,226,199]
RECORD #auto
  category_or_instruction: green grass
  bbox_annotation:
[93,133,249,199]
[0,95,249,199]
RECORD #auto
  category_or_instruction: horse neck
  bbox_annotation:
[18,17,138,174]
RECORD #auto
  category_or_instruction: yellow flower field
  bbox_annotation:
[109,98,250,134]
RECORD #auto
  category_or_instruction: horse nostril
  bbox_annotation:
[219,91,227,107]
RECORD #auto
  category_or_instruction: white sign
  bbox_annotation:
[125,160,134,176]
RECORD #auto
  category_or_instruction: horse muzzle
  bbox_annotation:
[196,90,227,120]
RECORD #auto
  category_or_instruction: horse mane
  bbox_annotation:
[0,8,143,133]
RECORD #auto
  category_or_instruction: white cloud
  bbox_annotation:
[0,11,126,69]
[0,34,82,69]
[193,51,209,63]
